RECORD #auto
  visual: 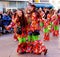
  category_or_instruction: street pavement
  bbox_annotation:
[0,27,60,57]
[0,34,18,57]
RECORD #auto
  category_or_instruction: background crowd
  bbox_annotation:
[0,3,60,35]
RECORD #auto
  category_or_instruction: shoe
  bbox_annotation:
[44,49,47,55]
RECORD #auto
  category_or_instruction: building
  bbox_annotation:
[49,0,60,10]
[32,0,49,3]
[0,0,50,9]
[0,0,29,11]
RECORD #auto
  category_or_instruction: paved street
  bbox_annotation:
[0,28,60,57]
[0,34,18,57]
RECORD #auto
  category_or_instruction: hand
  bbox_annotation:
[5,26,9,30]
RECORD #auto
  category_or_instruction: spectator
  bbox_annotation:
[3,12,11,26]
[0,11,3,35]
[7,9,13,19]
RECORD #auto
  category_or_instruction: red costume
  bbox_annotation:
[26,12,47,55]
[43,19,50,41]
[17,19,28,54]
[51,14,59,36]
[39,18,44,31]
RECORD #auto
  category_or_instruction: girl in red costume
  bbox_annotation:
[43,19,50,41]
[28,11,47,55]
[38,9,45,31]
[25,11,33,53]
[16,9,28,54]
[43,10,51,41]
[51,11,59,37]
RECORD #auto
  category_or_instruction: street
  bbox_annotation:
[0,28,60,57]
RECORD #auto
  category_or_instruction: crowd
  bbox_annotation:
[0,3,60,55]
[0,9,13,34]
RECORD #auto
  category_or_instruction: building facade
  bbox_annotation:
[0,0,29,10]
[49,0,60,10]
[32,0,49,3]
[0,0,50,9]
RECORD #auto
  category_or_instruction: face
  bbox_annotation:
[25,14,28,18]
[30,7,34,11]
[32,12,36,17]
[30,6,35,12]
[17,10,23,17]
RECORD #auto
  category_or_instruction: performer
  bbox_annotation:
[0,12,3,35]
[28,11,47,55]
[51,14,59,37]
[16,9,28,54]
[39,10,45,31]
[25,11,33,53]
[43,9,54,41]
[43,19,50,41]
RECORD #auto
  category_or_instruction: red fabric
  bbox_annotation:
[53,30,59,36]
[44,20,50,28]
[44,33,50,41]
[47,14,51,20]
[32,40,47,54]
[14,33,18,40]
[30,16,39,31]
[17,43,27,53]
[26,42,33,53]
[58,13,60,24]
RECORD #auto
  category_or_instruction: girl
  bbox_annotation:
[16,9,28,54]
[28,11,47,55]
[43,19,50,41]
[43,9,54,41]
[51,11,59,37]
[38,9,45,31]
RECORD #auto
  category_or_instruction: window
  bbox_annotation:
[9,1,16,7]
[17,1,27,8]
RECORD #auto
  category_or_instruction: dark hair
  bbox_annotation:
[17,9,28,27]
[32,11,40,18]
[57,9,60,13]
[30,4,36,12]
[13,10,17,18]
[31,4,36,8]
[44,11,49,19]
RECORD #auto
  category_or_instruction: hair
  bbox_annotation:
[57,9,60,13]
[32,11,40,18]
[30,4,36,13]
[31,4,36,8]
[13,10,17,18]
[17,9,28,27]
[44,11,49,19]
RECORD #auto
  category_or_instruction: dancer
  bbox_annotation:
[51,12,59,36]
[28,11,47,55]
[16,9,28,54]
